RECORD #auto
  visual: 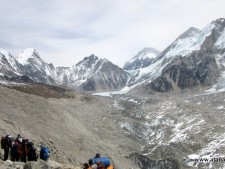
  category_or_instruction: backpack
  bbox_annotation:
[92,157,110,167]
[40,147,50,161]
[1,136,6,149]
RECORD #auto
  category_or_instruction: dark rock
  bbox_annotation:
[130,153,181,169]
[9,76,34,83]
[145,77,173,92]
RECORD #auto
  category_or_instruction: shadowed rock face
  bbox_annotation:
[9,75,34,83]
[82,80,96,91]
[147,53,220,92]
[157,51,220,90]
[145,77,173,92]
[130,153,180,169]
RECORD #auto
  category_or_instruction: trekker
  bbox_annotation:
[11,142,19,161]
[21,138,28,162]
[27,142,38,161]
[40,145,50,161]
[15,134,22,143]
[1,135,14,161]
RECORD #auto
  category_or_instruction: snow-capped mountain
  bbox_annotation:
[0,49,22,77]
[130,18,225,93]
[17,48,58,84]
[0,50,130,91]
[70,54,130,91]
[123,47,160,70]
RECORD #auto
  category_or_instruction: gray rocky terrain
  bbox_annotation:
[0,83,139,169]
[1,82,225,169]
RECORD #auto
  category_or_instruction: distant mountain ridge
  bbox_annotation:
[0,49,130,91]
[1,18,225,93]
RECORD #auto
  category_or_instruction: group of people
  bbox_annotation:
[1,134,50,162]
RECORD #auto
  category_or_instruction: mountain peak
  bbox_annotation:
[85,54,98,60]
[0,48,10,56]
[17,48,42,65]
[177,27,200,40]
[0,49,16,60]
[124,47,160,70]
[136,47,160,59]
[210,18,225,32]
[76,54,99,66]
[213,18,225,24]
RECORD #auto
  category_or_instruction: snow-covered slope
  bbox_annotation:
[124,47,160,70]
[157,18,225,61]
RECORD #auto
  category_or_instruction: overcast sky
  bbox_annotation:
[0,0,224,67]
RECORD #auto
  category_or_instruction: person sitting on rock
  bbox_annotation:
[40,144,50,161]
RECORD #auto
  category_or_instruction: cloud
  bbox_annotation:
[0,0,225,67]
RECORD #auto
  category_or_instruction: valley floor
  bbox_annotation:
[1,83,225,169]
